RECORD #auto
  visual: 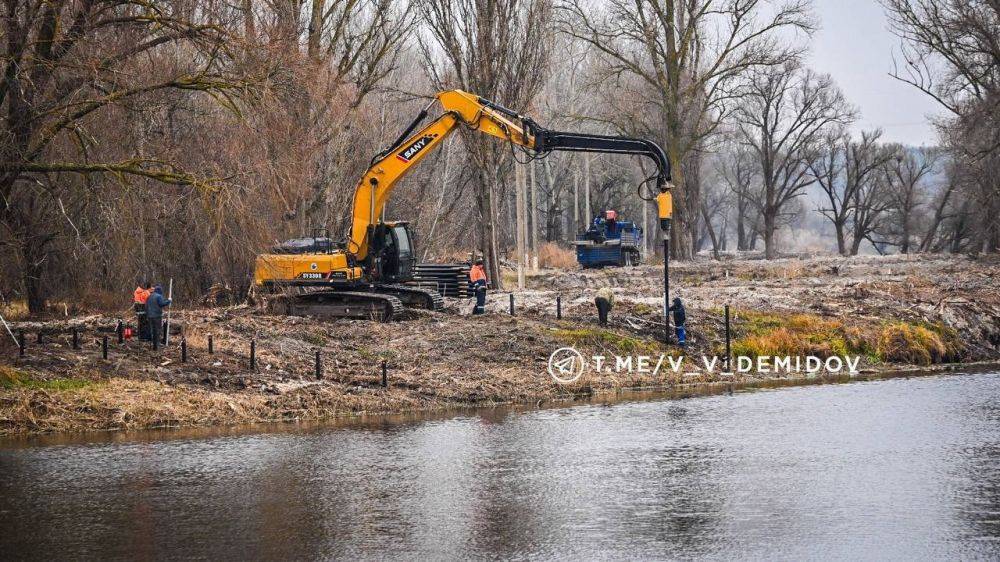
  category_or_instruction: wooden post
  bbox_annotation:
[381,360,388,388]
[250,339,256,370]
[315,349,322,379]
[116,320,124,344]
[18,331,25,357]
[102,335,108,360]
[72,328,79,350]
[509,293,515,315]
[557,296,562,319]
[181,337,187,363]
[208,334,214,354]
[37,330,42,344]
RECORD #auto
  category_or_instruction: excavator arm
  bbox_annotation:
[349,89,673,260]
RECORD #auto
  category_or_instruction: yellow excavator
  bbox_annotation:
[254,89,674,321]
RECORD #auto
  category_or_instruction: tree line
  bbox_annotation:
[1,0,997,312]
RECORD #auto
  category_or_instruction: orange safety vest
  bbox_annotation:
[470,265,487,284]
[133,286,151,304]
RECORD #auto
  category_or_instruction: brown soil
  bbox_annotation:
[2,253,998,435]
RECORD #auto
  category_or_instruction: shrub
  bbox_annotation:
[877,323,947,365]
[538,242,577,269]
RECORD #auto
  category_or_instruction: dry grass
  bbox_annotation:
[538,242,577,269]
[4,252,994,435]
[876,323,963,365]
[0,378,262,433]
[554,327,663,355]
[729,310,966,367]
[731,312,875,359]
[0,300,29,321]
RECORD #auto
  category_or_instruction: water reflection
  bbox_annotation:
[2,373,999,560]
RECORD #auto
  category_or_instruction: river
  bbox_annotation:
[2,372,999,560]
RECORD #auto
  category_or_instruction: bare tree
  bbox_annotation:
[874,145,938,254]
[0,1,258,311]
[417,0,553,288]
[715,140,760,251]
[734,63,855,258]
[558,0,813,259]
[808,128,894,255]
[884,0,1000,252]
[699,164,731,259]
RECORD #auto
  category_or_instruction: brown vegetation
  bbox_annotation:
[2,254,997,435]
[537,242,577,269]
[2,0,997,318]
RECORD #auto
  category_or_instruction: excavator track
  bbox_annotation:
[374,284,444,311]
[266,288,405,322]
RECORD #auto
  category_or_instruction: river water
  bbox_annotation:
[2,372,999,560]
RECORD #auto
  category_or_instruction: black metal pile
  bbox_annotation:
[407,263,472,298]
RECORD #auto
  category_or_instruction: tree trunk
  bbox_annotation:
[901,212,911,254]
[736,206,748,251]
[919,183,954,252]
[834,219,847,256]
[307,0,324,60]
[21,242,47,313]
[667,159,692,260]
[763,210,777,259]
[849,229,864,255]
[700,203,720,260]
[476,167,504,290]
[488,179,503,290]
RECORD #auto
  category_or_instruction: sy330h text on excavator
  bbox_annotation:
[254,89,675,321]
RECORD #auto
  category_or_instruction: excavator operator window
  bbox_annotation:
[393,225,411,256]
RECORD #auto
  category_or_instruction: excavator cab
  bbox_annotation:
[367,222,415,283]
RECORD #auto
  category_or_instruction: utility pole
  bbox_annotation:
[572,169,579,237]
[583,154,591,222]
[515,161,526,290]
[529,159,539,271]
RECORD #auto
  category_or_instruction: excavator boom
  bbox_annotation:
[254,89,673,321]
[349,90,672,260]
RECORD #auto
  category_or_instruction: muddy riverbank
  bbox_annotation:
[2,253,998,435]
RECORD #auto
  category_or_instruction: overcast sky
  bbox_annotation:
[806,0,943,146]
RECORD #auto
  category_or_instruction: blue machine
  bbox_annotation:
[574,211,643,268]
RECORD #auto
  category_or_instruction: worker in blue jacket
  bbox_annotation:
[668,297,686,347]
[145,285,172,348]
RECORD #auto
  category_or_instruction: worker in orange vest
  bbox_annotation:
[133,282,152,340]
[470,259,488,314]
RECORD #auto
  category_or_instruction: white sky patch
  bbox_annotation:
[806,0,944,145]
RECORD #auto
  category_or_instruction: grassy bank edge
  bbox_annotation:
[3,360,998,438]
